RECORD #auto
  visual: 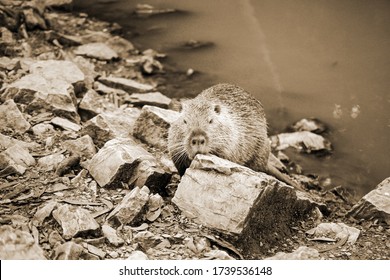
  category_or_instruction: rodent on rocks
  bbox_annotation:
[168,83,297,187]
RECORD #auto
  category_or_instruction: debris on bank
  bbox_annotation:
[0,0,389,260]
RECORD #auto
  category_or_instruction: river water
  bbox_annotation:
[74,0,390,196]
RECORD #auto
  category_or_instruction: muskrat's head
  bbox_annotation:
[168,97,232,174]
[179,98,223,160]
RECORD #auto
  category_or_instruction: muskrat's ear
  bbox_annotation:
[214,104,221,114]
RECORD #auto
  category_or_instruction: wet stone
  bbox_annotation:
[52,204,100,240]
[0,99,31,134]
[271,131,332,154]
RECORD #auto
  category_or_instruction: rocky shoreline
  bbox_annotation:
[0,0,389,260]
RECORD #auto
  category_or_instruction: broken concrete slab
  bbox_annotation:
[125,92,172,109]
[107,186,150,227]
[82,108,141,148]
[0,99,31,134]
[52,204,100,240]
[172,154,325,256]
[133,105,179,149]
[348,177,390,225]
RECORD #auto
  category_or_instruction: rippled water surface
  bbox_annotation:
[74,0,390,196]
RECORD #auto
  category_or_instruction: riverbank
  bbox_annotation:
[0,1,389,260]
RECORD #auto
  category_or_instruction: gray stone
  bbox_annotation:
[172,154,325,255]
[102,224,125,247]
[87,138,170,191]
[126,92,172,109]
[52,204,100,240]
[54,241,98,260]
[81,31,135,57]
[29,60,84,87]
[0,133,40,151]
[0,144,35,176]
[22,8,47,30]
[0,225,46,260]
[32,123,55,136]
[71,56,97,89]
[290,118,327,134]
[51,116,81,131]
[0,99,31,133]
[265,246,320,260]
[133,105,179,149]
[32,200,59,227]
[44,0,74,10]
[94,81,127,96]
[63,135,96,159]
[78,89,116,120]
[306,222,360,245]
[271,131,332,154]
[82,108,141,148]
[348,177,390,225]
[127,250,148,260]
[98,76,154,93]
[37,153,65,172]
[107,186,150,226]
[0,56,20,71]
[1,73,80,122]
[74,42,118,61]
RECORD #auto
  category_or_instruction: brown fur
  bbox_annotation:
[168,83,296,187]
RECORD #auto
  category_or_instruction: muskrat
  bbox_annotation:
[168,83,297,187]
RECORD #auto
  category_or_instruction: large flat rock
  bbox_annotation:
[172,154,325,255]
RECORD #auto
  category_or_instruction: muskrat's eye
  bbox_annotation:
[209,118,213,124]
[183,119,187,124]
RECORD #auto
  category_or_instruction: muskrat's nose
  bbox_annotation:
[191,135,206,147]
